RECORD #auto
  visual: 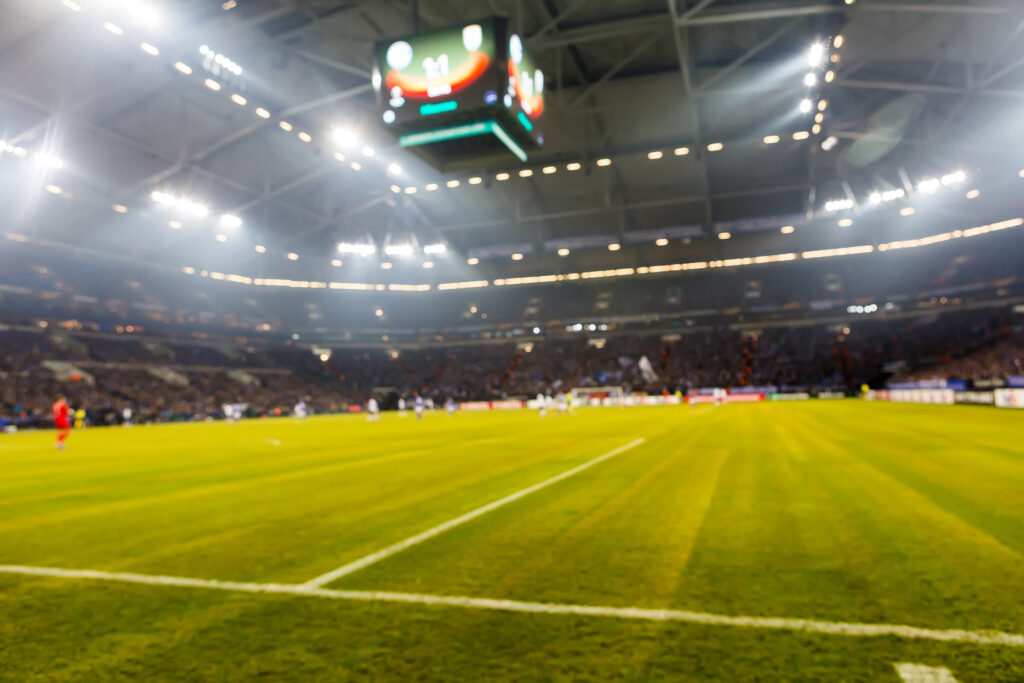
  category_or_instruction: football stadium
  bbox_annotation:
[1,0,1023,680]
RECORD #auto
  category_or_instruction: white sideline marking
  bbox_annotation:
[895,663,959,682]
[2,564,1023,648]
[301,437,646,588]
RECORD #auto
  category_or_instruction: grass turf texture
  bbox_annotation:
[0,402,1022,681]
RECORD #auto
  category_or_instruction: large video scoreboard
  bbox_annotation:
[373,17,544,162]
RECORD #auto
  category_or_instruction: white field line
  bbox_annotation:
[895,663,959,682]
[301,437,646,588]
[2,564,1023,648]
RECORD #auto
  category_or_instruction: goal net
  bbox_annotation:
[570,386,625,407]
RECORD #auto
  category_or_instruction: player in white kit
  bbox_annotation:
[398,397,407,417]
[294,400,307,420]
[366,397,380,422]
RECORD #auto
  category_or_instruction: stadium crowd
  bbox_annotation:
[2,306,1020,428]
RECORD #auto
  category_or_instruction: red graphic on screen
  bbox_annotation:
[509,60,544,118]
[386,52,490,98]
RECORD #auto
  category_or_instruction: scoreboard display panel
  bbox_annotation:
[374,17,544,160]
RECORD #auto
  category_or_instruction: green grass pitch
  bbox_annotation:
[1,401,1023,681]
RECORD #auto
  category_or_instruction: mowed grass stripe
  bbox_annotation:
[334,409,729,604]
[782,409,1024,632]
[1,412,649,581]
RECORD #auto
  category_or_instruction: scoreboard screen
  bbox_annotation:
[374,17,544,159]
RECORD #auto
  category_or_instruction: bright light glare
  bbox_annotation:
[566,162,582,170]
[900,207,916,216]
[647,151,663,160]
[674,147,690,156]
[380,262,392,270]
[446,179,460,188]
[287,252,299,261]
[422,261,434,269]
[337,242,376,256]
[838,218,853,227]
[511,253,524,261]
[607,243,621,251]
[254,244,266,253]
[803,72,817,87]
[707,142,723,151]
[331,259,342,267]
[255,108,270,119]
[425,183,438,191]
[808,43,825,67]
[717,232,731,240]
[332,128,357,147]
[558,248,570,256]
[519,169,533,177]
[496,172,511,180]
[150,191,175,206]
[469,176,483,184]
[103,22,124,36]
[423,243,447,254]
[387,162,402,175]
[204,79,221,91]
[966,189,980,199]
[542,166,556,174]
[215,234,227,242]
[362,145,375,157]
[917,178,940,193]
[219,214,242,229]
[596,158,611,166]
[467,257,479,265]
[799,99,813,113]
[140,42,159,56]
[174,62,192,75]
[279,121,293,132]
[763,135,780,144]
[33,152,64,169]
[298,132,312,143]
[112,204,128,213]
[780,225,795,234]
[655,238,669,246]
[793,131,809,140]
[61,0,81,11]
[231,94,247,106]
[45,184,62,194]
[385,244,414,257]
[941,170,966,186]
[833,35,844,49]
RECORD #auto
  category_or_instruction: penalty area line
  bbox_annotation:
[1,564,1023,648]
[301,437,646,588]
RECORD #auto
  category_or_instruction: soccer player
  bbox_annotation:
[398,397,407,417]
[414,394,424,420]
[122,406,133,427]
[294,399,308,420]
[555,391,568,415]
[444,397,456,416]
[52,396,71,449]
[536,392,547,418]
[367,397,380,422]
[74,407,86,429]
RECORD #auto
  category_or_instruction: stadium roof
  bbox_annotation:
[1,0,1022,283]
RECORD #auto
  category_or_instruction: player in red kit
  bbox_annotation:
[52,396,71,449]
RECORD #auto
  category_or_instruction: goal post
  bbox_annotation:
[570,386,625,407]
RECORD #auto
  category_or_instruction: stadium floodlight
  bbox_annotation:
[387,162,402,175]
[287,252,299,260]
[647,151,663,160]
[812,124,821,135]
[706,142,723,151]
[966,189,980,199]
[254,244,266,253]
[941,170,966,186]
[533,327,541,334]
[423,243,446,255]
[404,186,417,194]
[803,72,817,87]
[467,257,479,265]
[900,207,916,216]
[833,34,844,49]
[917,178,940,193]
[818,99,828,111]
[596,158,611,166]
[332,127,357,148]
[423,261,434,269]
[838,218,853,227]
[821,135,839,151]
[151,190,175,206]
[468,176,483,184]
[607,243,621,251]
[375,308,384,317]
[495,172,511,180]
[380,262,392,269]
[362,145,375,157]
[103,22,124,36]
[808,42,825,67]
[231,94,247,106]
[204,78,221,91]
[255,108,270,119]
[215,234,227,242]
[674,147,690,156]
[33,152,64,169]
[566,162,582,170]
[140,42,159,56]
[717,231,731,240]
[656,238,669,246]
[298,132,312,143]
[793,131,810,140]
[447,179,460,188]
[824,198,854,212]
[279,121,293,132]
[763,135,780,144]
[61,0,81,10]
[868,192,881,205]
[45,184,62,195]
[425,183,438,191]
[337,242,376,256]
[349,161,362,171]
[174,62,192,75]
[780,225,795,234]
[519,169,533,177]
[384,244,414,257]
[219,214,242,229]
[511,253,524,261]
[331,259,342,267]
[168,220,182,229]
[799,99,813,113]
[177,199,208,217]
[558,248,570,256]
[542,166,556,174]
[112,204,128,213]
[825,70,835,83]
[390,185,400,194]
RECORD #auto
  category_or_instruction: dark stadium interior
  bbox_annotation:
[2,0,1024,679]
